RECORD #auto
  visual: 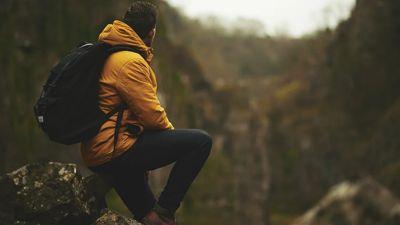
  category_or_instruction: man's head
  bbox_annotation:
[123,1,158,47]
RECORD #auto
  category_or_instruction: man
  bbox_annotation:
[80,1,212,225]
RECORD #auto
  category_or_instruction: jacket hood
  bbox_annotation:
[98,20,153,62]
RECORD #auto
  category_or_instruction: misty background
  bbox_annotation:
[1,0,399,224]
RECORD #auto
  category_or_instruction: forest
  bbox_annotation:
[1,0,399,225]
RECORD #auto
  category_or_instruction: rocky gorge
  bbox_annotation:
[1,162,400,225]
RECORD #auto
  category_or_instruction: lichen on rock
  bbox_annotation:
[92,209,142,225]
[0,162,120,225]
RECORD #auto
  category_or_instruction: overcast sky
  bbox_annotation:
[166,0,356,37]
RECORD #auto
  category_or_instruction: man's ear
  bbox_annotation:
[148,28,156,39]
[144,28,156,47]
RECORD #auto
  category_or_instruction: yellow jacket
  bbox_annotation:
[81,20,174,167]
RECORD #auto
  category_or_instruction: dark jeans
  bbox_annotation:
[88,129,212,221]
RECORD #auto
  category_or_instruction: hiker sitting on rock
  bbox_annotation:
[80,2,212,225]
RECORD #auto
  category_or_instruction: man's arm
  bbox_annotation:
[116,58,174,130]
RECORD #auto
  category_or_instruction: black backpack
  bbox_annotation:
[34,42,143,147]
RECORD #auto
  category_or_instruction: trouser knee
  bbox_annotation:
[193,129,213,154]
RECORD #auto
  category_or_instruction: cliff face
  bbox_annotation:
[328,0,400,119]
[325,0,400,183]
[231,0,400,217]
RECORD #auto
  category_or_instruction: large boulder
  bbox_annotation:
[0,162,136,225]
[293,177,400,225]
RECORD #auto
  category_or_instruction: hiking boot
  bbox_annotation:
[141,210,176,225]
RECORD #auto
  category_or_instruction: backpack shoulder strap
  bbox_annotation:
[112,104,126,159]
[103,44,144,159]
[104,103,128,119]
[107,103,128,159]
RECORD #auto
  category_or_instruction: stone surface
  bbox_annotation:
[0,162,111,225]
[92,209,142,225]
[292,177,400,225]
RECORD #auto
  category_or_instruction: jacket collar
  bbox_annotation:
[98,20,153,62]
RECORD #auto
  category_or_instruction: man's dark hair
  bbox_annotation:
[123,1,158,39]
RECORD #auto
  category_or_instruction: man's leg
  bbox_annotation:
[90,129,212,220]
[118,129,213,218]
[111,171,156,220]
[156,130,212,213]
[89,161,156,221]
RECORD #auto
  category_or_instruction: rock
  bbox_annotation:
[292,177,400,225]
[92,209,142,225]
[0,162,112,225]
